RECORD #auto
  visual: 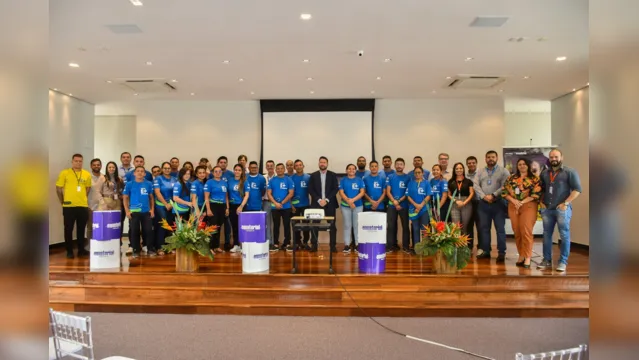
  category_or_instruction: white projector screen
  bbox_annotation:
[263,111,373,173]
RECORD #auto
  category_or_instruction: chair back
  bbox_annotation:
[49,308,95,360]
[515,344,587,360]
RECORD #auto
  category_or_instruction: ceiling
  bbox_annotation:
[49,0,589,104]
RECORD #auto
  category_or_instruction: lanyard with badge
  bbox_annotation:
[548,170,560,195]
[73,169,82,192]
[486,166,496,186]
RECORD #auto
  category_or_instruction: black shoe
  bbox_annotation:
[66,252,74,259]
[269,244,279,252]
[77,249,90,257]
[330,247,338,253]
[522,263,531,269]
[496,254,506,263]
[302,244,311,251]
[410,249,416,255]
[476,251,491,259]
[309,247,318,253]
[515,260,524,267]
[342,246,351,254]
[402,248,411,255]
[223,243,232,252]
[285,245,294,252]
[392,244,401,252]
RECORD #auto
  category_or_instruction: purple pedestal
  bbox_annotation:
[358,243,387,274]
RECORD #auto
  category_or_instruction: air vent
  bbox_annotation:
[469,17,509,28]
[117,79,177,93]
[105,24,143,34]
[447,76,505,89]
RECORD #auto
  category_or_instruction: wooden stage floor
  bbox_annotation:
[49,241,589,318]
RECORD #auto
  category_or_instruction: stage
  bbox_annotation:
[49,242,589,318]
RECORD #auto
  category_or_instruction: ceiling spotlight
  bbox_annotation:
[250,91,255,95]
[465,57,474,61]
[106,80,112,83]
[309,90,315,94]
[68,93,73,96]
[432,90,437,94]
[238,78,244,82]
[384,58,392,63]
[306,77,313,81]
[446,76,452,80]
[133,93,138,96]
[145,61,153,65]
[53,88,58,91]
[68,62,80,68]
[498,89,504,92]
[190,92,195,96]
[222,60,230,64]
[556,56,567,62]
[300,13,312,20]
[302,59,310,63]
[572,88,576,91]
[376,76,382,80]
[370,90,375,94]
[587,82,590,86]
[523,76,530,79]
[171,79,177,83]
[129,0,143,6]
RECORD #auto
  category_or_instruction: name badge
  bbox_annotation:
[549,186,553,195]
[515,188,520,195]
[114,194,119,200]
[487,179,492,186]
[77,186,82,192]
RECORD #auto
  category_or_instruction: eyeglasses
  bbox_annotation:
[162,167,171,170]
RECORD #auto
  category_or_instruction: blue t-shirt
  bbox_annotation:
[123,180,153,213]
[227,177,250,205]
[339,176,366,208]
[190,179,206,209]
[172,182,191,214]
[153,175,177,207]
[383,169,396,177]
[204,178,228,204]
[124,170,153,186]
[407,169,431,183]
[407,179,433,220]
[245,174,266,211]
[362,173,386,210]
[267,176,294,210]
[170,171,179,178]
[209,169,235,182]
[291,173,311,208]
[386,173,410,208]
[430,178,449,204]
[355,169,371,179]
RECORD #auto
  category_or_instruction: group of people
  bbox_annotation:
[56,148,581,272]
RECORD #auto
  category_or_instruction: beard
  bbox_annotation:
[357,164,365,171]
[319,165,327,171]
[550,160,561,167]
[486,160,496,167]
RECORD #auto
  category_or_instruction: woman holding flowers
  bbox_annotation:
[501,158,542,268]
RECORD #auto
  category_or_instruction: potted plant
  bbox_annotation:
[160,202,218,272]
[414,191,471,274]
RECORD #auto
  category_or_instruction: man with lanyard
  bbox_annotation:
[87,158,106,248]
[385,158,410,253]
[429,153,452,181]
[291,159,311,250]
[169,157,180,178]
[465,156,480,251]
[407,156,430,181]
[473,150,510,262]
[356,156,371,178]
[382,155,396,177]
[118,152,133,178]
[245,161,266,212]
[262,160,277,251]
[538,149,582,272]
[214,156,235,251]
[56,154,92,259]
[362,160,387,213]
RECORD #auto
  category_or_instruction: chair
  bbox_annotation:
[515,344,588,360]
[49,308,136,360]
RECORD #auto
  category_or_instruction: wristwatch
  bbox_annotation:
[564,201,570,207]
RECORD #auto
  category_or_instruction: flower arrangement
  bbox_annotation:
[160,202,218,261]
[414,190,471,271]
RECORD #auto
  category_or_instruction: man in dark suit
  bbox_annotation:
[308,156,338,253]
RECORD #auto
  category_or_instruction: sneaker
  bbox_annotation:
[402,248,411,255]
[537,259,552,270]
[125,246,133,255]
[142,246,148,253]
[342,246,351,254]
[285,245,294,252]
[269,244,279,252]
[302,244,311,251]
[131,251,140,259]
[230,245,241,253]
[476,250,491,259]
[223,243,232,252]
[410,249,416,255]
[353,247,359,254]
[556,263,567,272]
[147,250,157,257]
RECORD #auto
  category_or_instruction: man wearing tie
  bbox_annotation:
[308,156,339,253]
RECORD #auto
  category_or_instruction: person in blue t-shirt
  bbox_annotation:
[363,160,387,212]
[339,164,366,253]
[208,156,234,251]
[153,162,177,256]
[386,158,410,252]
[355,156,371,178]
[267,163,295,251]
[245,161,266,211]
[382,155,396,178]
[204,166,229,253]
[407,167,433,254]
[291,159,311,250]
[169,157,180,178]
[430,164,449,222]
[124,155,153,185]
[172,167,194,217]
[406,156,431,182]
[190,165,208,218]
[227,164,251,253]
[123,166,154,258]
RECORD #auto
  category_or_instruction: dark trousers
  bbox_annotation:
[122,205,149,247]
[411,211,430,248]
[467,199,481,249]
[293,206,310,246]
[387,206,409,250]
[207,203,227,249]
[311,205,337,250]
[63,207,89,253]
[153,206,174,252]
[223,217,232,247]
[272,208,292,246]
[229,203,241,246]
[129,212,153,253]
[478,199,507,255]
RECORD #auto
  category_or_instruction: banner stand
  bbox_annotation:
[239,211,269,274]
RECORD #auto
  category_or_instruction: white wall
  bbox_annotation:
[504,112,552,147]
[49,90,95,244]
[551,88,589,245]
[374,98,504,167]
[94,115,136,165]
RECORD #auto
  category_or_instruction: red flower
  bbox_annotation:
[197,222,207,230]
[435,221,446,233]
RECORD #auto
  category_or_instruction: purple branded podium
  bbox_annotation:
[239,211,269,273]
[90,210,122,270]
[357,212,387,274]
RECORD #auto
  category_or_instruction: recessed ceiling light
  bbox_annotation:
[572,88,576,91]
[498,89,504,92]
[523,76,530,79]
[587,82,590,86]
[376,76,382,80]
[68,93,73,96]
[556,56,567,62]
[106,80,112,83]
[300,13,312,20]
[238,78,244,82]
[303,59,310,63]
[384,58,392,63]
[432,90,437,94]
[370,90,375,94]
[129,0,143,6]
[171,79,177,83]
[250,91,255,95]
[145,61,153,65]
[446,76,452,80]
[53,88,58,91]
[134,93,138,96]
[306,77,313,81]
[190,92,195,96]
[222,60,230,64]
[68,62,80,68]
[465,57,474,61]
[309,90,315,94]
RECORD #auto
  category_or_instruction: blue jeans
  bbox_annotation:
[411,211,430,248]
[262,200,274,245]
[541,206,573,265]
[478,199,507,255]
[341,206,362,247]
